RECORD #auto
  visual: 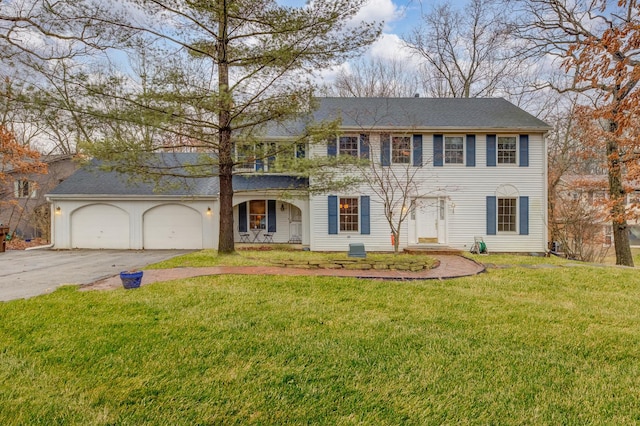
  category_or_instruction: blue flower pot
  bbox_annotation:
[120,271,143,289]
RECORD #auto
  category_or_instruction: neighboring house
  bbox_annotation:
[555,174,640,248]
[0,154,77,240]
[48,97,551,252]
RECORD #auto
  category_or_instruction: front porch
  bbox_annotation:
[234,198,306,245]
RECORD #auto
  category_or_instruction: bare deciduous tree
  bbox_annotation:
[513,0,640,266]
[405,0,525,98]
[328,57,419,98]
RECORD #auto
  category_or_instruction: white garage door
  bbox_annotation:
[143,204,203,249]
[71,204,130,249]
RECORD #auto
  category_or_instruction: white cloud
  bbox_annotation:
[353,0,404,32]
[367,33,416,65]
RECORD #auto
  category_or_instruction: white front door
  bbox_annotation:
[289,205,302,243]
[411,197,445,244]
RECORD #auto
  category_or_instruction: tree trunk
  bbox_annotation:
[217,1,235,254]
[218,152,234,253]
[606,119,634,266]
[393,230,400,254]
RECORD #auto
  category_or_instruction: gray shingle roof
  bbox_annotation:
[48,154,308,197]
[315,97,550,130]
[265,97,550,136]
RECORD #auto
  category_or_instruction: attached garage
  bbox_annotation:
[47,154,219,250]
[143,204,203,249]
[71,204,129,249]
[47,153,307,250]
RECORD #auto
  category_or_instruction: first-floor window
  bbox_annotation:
[339,197,359,232]
[392,136,411,164]
[604,226,613,246]
[498,198,517,232]
[249,200,266,230]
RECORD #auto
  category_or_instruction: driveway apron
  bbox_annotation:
[0,249,189,301]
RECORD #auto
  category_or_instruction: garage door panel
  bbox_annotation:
[144,205,203,249]
[71,204,129,249]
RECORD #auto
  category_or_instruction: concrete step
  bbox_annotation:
[404,245,464,256]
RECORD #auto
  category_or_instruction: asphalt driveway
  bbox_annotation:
[0,249,190,302]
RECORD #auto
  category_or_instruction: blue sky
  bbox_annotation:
[277,0,460,62]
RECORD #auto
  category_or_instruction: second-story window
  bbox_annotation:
[236,142,302,172]
[392,136,411,164]
[339,135,359,157]
[14,180,35,198]
[497,136,517,164]
[444,136,464,164]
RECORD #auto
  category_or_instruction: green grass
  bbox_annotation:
[2,255,640,424]
[147,248,438,269]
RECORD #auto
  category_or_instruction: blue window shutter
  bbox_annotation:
[238,202,247,233]
[268,200,276,232]
[327,137,337,157]
[486,196,497,235]
[433,134,443,167]
[360,134,369,159]
[381,134,391,166]
[328,196,338,234]
[519,134,529,167]
[486,134,496,167]
[519,196,529,235]
[255,158,264,171]
[413,134,423,167]
[360,196,370,235]
[466,134,476,167]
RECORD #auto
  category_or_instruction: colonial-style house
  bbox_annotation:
[47,97,551,252]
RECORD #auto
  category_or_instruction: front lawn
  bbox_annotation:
[1,256,640,424]
[147,248,439,270]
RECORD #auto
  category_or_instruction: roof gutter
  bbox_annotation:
[45,194,219,201]
[336,126,553,133]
